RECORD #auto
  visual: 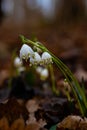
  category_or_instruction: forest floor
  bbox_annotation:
[0,22,87,130]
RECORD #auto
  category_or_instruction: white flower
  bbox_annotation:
[14,57,22,68]
[36,67,49,80]
[36,66,43,74]
[20,44,34,61]
[41,52,52,65]
[40,68,49,80]
[30,52,41,65]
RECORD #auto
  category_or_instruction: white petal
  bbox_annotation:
[20,44,34,60]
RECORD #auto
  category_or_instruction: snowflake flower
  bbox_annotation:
[20,44,34,61]
[36,67,49,80]
[14,57,22,68]
[41,52,52,65]
[40,68,49,80]
[36,66,43,74]
[30,52,41,65]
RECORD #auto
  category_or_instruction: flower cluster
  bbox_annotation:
[20,44,52,66]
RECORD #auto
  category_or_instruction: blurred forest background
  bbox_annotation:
[0,0,87,71]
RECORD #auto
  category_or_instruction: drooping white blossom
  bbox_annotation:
[41,52,52,65]
[36,66,43,74]
[40,68,49,80]
[30,52,41,65]
[20,44,34,61]
[14,57,22,68]
[36,67,49,80]
[14,57,25,73]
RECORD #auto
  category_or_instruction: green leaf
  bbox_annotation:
[49,124,57,130]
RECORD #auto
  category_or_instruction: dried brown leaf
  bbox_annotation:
[57,115,87,130]
[0,117,9,130]
[10,118,25,130]
[38,119,47,128]
[25,123,40,130]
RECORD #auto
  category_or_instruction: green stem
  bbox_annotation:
[64,87,71,101]
[49,64,59,95]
